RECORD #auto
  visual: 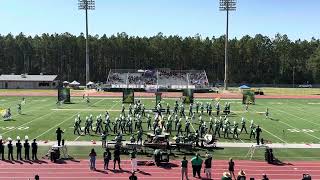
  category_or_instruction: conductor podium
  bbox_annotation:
[46,143,69,162]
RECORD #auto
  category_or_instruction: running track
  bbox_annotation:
[0,160,318,180]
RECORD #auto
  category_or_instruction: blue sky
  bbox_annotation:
[0,0,319,40]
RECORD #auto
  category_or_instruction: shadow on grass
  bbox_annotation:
[269,118,279,121]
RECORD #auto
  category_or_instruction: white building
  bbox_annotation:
[0,74,58,89]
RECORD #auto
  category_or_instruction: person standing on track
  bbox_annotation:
[16,137,22,160]
[113,146,121,170]
[191,153,203,178]
[89,148,97,170]
[130,150,138,172]
[7,138,14,161]
[103,148,111,170]
[228,158,235,180]
[24,137,30,160]
[181,156,189,180]
[0,137,4,160]
[204,153,213,180]
[31,139,38,161]
[56,127,64,146]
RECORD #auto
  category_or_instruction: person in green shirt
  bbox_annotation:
[191,153,203,178]
[181,156,189,180]
[221,172,232,180]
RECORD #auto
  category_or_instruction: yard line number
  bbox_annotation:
[0,126,29,130]
[287,129,315,133]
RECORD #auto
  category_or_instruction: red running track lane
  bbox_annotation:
[0,160,319,180]
[1,91,320,99]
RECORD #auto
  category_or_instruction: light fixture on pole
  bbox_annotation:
[78,0,95,84]
[219,0,236,90]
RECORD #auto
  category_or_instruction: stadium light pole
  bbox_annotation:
[219,0,236,90]
[78,0,95,84]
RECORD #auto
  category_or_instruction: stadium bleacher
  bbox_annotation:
[105,69,209,91]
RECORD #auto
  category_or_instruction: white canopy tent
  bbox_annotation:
[69,80,80,86]
[86,81,94,86]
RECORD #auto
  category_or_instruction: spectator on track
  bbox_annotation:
[222,172,232,180]
[191,153,203,178]
[204,153,213,180]
[114,146,121,170]
[129,171,138,180]
[7,138,14,161]
[130,150,138,172]
[103,148,111,170]
[16,137,22,160]
[89,148,97,170]
[24,138,30,160]
[0,138,4,160]
[181,156,189,180]
[228,158,235,180]
[31,139,38,161]
[262,173,269,180]
[237,169,246,180]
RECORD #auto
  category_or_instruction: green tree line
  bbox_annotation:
[0,32,320,84]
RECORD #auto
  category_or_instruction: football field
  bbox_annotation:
[0,96,319,144]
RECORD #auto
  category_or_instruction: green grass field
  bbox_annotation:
[0,96,319,144]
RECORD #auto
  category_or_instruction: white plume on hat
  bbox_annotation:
[8,137,12,141]
[25,135,29,140]
[17,136,20,140]
[0,135,2,140]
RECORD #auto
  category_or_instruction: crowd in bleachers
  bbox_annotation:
[108,73,126,84]
[127,73,157,85]
[107,69,209,88]
[189,71,208,86]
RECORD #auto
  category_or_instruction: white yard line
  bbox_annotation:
[261,127,288,144]
[34,113,78,139]
[271,106,320,127]
[249,107,288,143]
[278,119,320,141]
[265,106,320,141]
[1,112,55,135]
[9,97,53,118]
[32,99,94,140]
[284,100,320,119]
